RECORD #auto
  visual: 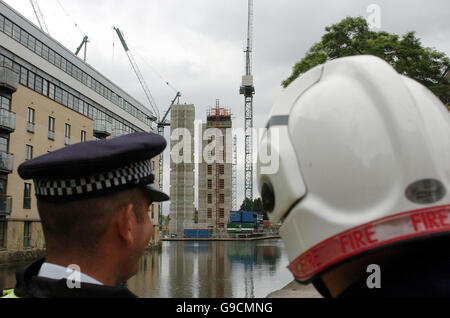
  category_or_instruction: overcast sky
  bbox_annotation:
[3,0,449,214]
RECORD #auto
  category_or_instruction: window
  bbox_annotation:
[27,35,36,51]
[61,58,67,72]
[35,76,43,94]
[48,49,55,65]
[207,194,212,204]
[219,208,225,219]
[218,165,224,175]
[12,24,20,41]
[151,205,154,219]
[23,221,31,248]
[42,45,49,60]
[207,179,212,190]
[207,165,212,175]
[48,83,55,100]
[4,18,12,36]
[54,86,62,103]
[62,90,68,106]
[19,29,28,46]
[65,124,71,145]
[55,54,61,68]
[27,108,35,133]
[207,208,212,219]
[25,145,33,161]
[72,96,79,112]
[219,193,225,204]
[66,61,72,75]
[35,40,42,56]
[219,179,224,189]
[48,117,55,140]
[27,71,35,90]
[0,218,6,248]
[19,67,28,86]
[81,130,86,142]
[42,79,48,96]
[48,117,55,132]
[23,183,31,209]
[65,124,71,138]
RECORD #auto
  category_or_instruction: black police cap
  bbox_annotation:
[18,132,169,203]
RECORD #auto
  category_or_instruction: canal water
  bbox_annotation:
[1,239,293,298]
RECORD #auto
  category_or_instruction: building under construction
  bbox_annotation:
[198,102,232,236]
[169,104,195,236]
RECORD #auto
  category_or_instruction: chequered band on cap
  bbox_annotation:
[33,159,154,200]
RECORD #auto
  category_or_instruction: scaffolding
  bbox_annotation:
[207,100,232,235]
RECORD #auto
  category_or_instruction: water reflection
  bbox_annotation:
[127,239,292,298]
[0,239,292,298]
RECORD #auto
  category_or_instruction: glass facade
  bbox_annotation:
[0,13,155,135]
[0,13,154,127]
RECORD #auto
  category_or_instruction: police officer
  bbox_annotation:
[257,55,450,298]
[3,132,169,298]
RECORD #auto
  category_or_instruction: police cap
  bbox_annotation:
[18,132,169,203]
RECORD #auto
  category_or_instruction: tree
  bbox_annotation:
[193,208,199,224]
[282,17,450,106]
[239,197,269,220]
[240,198,253,212]
[252,198,268,220]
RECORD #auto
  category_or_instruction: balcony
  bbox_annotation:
[93,119,112,139]
[64,137,71,145]
[0,66,19,94]
[0,195,12,216]
[0,152,14,174]
[26,122,34,133]
[48,131,55,140]
[0,109,16,133]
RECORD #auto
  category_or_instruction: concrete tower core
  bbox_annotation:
[198,103,232,236]
[169,104,195,236]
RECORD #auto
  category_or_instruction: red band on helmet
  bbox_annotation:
[288,204,450,282]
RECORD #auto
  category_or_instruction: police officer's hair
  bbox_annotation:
[37,187,148,255]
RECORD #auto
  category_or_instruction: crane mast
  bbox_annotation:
[157,92,181,224]
[29,0,49,34]
[240,0,255,201]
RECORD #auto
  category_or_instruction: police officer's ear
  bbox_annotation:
[116,203,137,246]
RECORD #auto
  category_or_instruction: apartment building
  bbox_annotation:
[0,1,161,263]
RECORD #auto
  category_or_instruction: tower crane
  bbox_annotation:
[157,91,181,221]
[75,35,89,62]
[113,27,160,120]
[113,26,181,225]
[239,0,255,201]
[29,0,49,34]
[30,0,89,62]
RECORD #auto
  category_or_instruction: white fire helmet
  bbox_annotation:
[257,55,450,284]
